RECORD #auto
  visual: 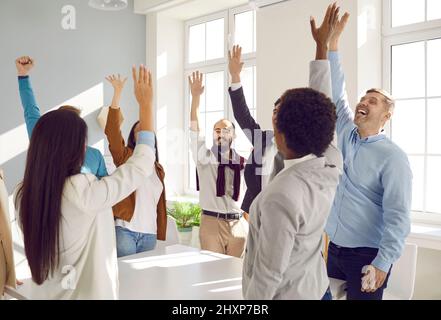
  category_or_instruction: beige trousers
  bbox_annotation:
[199,214,249,258]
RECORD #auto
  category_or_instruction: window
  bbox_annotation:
[188,18,225,64]
[384,0,441,221]
[384,0,441,35]
[185,7,257,193]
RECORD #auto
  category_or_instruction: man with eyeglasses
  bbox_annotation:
[188,71,249,258]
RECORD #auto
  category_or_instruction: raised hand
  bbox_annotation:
[106,74,128,92]
[132,65,153,108]
[330,12,350,51]
[106,74,127,108]
[310,2,340,47]
[15,56,35,77]
[189,71,204,132]
[228,45,244,83]
[188,71,205,97]
[132,65,154,131]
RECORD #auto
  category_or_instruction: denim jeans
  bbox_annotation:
[327,242,392,300]
[115,226,157,258]
[321,287,333,300]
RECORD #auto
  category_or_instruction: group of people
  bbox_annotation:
[0,2,412,300]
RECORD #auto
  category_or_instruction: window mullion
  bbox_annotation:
[423,40,429,214]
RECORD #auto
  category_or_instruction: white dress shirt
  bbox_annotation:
[190,131,244,214]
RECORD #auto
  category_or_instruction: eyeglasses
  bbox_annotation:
[214,127,234,135]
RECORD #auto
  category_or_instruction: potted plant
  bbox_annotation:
[167,202,201,246]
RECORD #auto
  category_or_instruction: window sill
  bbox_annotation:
[408,223,441,251]
[166,198,441,250]
[166,195,199,206]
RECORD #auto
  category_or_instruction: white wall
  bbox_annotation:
[357,0,382,92]
[0,0,146,192]
[256,0,358,129]
[156,13,186,197]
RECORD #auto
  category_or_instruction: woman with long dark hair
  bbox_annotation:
[15,66,156,299]
[104,74,167,258]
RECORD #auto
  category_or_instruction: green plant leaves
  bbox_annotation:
[167,202,201,229]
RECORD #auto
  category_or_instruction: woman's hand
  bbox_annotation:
[106,74,127,92]
[132,65,154,131]
[106,74,127,108]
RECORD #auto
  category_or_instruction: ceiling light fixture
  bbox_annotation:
[88,0,128,11]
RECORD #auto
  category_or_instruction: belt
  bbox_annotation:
[203,210,242,220]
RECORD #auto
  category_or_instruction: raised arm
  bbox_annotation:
[328,12,354,136]
[309,3,339,97]
[133,65,155,133]
[188,72,210,165]
[228,45,263,145]
[78,65,157,211]
[78,139,156,212]
[15,56,41,138]
[189,71,204,133]
[104,74,132,166]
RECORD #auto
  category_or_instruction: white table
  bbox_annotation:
[6,245,244,300]
[119,244,243,300]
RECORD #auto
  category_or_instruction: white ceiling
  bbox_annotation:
[145,0,249,20]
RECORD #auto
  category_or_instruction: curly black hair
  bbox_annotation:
[276,88,336,157]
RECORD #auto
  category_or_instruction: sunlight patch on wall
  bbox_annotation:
[157,51,168,80]
[0,84,104,166]
[56,83,104,118]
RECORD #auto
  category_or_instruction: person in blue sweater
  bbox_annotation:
[310,9,412,300]
[15,56,108,178]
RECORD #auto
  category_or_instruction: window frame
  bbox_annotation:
[383,0,441,225]
[184,11,229,70]
[183,6,257,195]
[229,6,257,61]
[383,0,441,36]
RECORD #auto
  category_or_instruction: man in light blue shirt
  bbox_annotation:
[318,12,412,300]
[15,56,108,178]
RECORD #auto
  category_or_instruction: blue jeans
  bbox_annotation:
[322,287,332,300]
[115,226,157,258]
[327,242,392,300]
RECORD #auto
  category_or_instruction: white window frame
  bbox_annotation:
[383,0,441,225]
[229,6,257,61]
[184,11,229,70]
[383,0,441,36]
[183,5,257,195]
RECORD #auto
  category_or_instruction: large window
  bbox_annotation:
[185,7,257,193]
[384,0,441,221]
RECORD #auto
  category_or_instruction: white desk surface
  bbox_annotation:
[7,245,244,300]
[118,244,243,300]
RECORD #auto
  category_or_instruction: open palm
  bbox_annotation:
[189,71,205,96]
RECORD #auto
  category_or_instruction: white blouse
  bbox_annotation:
[115,170,163,235]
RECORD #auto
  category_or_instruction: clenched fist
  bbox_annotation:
[16,56,35,77]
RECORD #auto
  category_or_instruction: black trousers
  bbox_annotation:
[327,242,392,300]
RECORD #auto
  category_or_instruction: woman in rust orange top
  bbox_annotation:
[105,73,167,258]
